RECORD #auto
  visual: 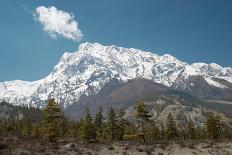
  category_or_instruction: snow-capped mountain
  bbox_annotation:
[0,42,232,108]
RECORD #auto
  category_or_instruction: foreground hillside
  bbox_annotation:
[0,98,232,155]
[1,138,232,155]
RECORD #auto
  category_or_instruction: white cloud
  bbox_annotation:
[34,6,83,41]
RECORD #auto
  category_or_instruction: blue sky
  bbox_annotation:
[0,0,232,81]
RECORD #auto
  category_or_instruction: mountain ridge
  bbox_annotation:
[64,78,232,126]
[0,42,232,108]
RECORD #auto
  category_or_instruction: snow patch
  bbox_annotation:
[205,77,227,88]
[0,42,232,108]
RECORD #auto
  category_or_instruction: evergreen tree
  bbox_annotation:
[136,102,151,142]
[75,118,84,140]
[221,125,232,139]
[70,121,77,138]
[60,113,69,137]
[94,107,103,130]
[106,106,117,140]
[25,116,32,136]
[187,120,196,139]
[102,106,125,141]
[206,113,221,139]
[114,122,125,140]
[94,107,105,141]
[179,127,188,140]
[165,113,178,140]
[6,120,14,136]
[115,109,125,140]
[123,121,138,141]
[80,108,96,143]
[42,98,63,142]
[160,123,166,139]
[199,126,208,140]
[147,122,161,141]
[32,123,40,138]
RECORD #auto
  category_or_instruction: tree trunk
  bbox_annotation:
[142,119,146,143]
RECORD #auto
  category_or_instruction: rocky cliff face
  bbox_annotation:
[64,78,232,126]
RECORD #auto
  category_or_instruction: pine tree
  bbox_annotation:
[199,126,208,139]
[123,121,138,141]
[114,122,125,140]
[206,113,221,139]
[42,98,63,142]
[147,122,161,141]
[136,102,151,143]
[221,125,232,139]
[16,120,24,137]
[106,106,117,140]
[25,116,32,136]
[22,118,32,137]
[160,123,166,139]
[165,113,178,140]
[187,120,196,139]
[115,109,125,140]
[60,113,69,137]
[179,127,188,140]
[80,108,96,143]
[32,123,40,138]
[6,120,14,136]
[102,106,125,141]
[94,107,103,130]
[94,107,105,141]
[75,118,84,140]
[70,121,78,138]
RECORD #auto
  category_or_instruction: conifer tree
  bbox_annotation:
[160,123,166,139]
[16,120,24,137]
[179,127,188,140]
[80,108,96,143]
[32,123,40,138]
[187,120,196,139]
[94,106,103,130]
[199,126,208,139]
[60,113,69,137]
[206,113,221,139]
[102,106,125,141]
[114,122,125,140]
[42,98,63,142]
[6,120,14,136]
[94,107,105,141]
[115,109,125,140]
[136,102,151,142]
[221,125,232,139]
[25,116,32,136]
[165,113,178,139]
[75,118,84,140]
[70,121,77,138]
[106,106,117,140]
[147,122,161,141]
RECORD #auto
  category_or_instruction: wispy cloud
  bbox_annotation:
[19,4,34,14]
[34,6,83,41]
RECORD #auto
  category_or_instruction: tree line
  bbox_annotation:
[0,99,232,143]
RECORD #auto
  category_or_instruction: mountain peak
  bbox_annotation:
[78,42,155,56]
[210,63,223,69]
[160,54,182,63]
[0,42,232,108]
[78,42,104,51]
